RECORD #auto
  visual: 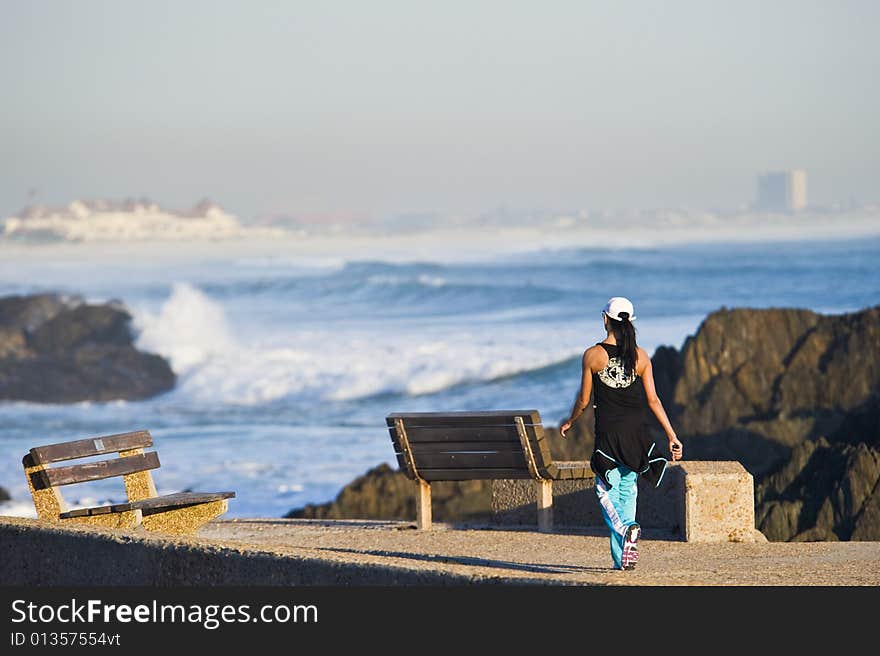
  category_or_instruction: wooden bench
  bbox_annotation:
[386,410,593,532]
[22,429,235,535]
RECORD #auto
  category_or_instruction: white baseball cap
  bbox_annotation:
[603,297,636,322]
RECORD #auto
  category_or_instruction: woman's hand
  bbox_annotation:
[560,420,572,438]
[668,435,683,461]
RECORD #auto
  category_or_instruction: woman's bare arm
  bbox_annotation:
[560,348,595,438]
[638,348,683,459]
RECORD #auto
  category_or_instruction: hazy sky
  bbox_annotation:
[1,1,878,221]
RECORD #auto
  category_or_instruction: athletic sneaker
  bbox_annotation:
[621,523,640,571]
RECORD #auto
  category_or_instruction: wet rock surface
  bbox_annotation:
[0,293,175,403]
[657,306,880,476]
[756,439,880,541]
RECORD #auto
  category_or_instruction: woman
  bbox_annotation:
[560,296,682,571]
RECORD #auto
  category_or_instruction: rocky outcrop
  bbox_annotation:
[657,306,880,540]
[0,294,175,403]
[755,439,880,541]
[654,306,880,476]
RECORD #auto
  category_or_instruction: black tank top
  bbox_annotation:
[590,342,667,487]
[592,342,647,437]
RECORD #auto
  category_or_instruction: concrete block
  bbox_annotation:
[678,461,757,543]
[492,478,600,527]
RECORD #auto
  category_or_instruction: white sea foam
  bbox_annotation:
[131,282,604,405]
[131,281,707,407]
[417,274,447,287]
[172,330,583,405]
[135,282,235,374]
[0,501,37,518]
[276,483,304,495]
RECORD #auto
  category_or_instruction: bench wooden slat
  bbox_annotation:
[33,452,160,489]
[546,461,593,480]
[29,430,152,464]
[386,410,541,429]
[409,452,528,470]
[420,468,534,482]
[401,426,522,443]
[138,491,235,515]
[58,491,236,518]
[390,420,549,457]
[405,441,525,455]
[387,409,541,420]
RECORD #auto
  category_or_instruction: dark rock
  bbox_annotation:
[656,305,880,476]
[0,294,70,333]
[0,294,69,358]
[0,486,9,502]
[671,308,820,418]
[664,305,880,540]
[828,394,880,447]
[650,344,683,409]
[755,439,880,541]
[0,293,176,403]
[28,304,132,355]
[285,464,494,523]
[677,428,792,477]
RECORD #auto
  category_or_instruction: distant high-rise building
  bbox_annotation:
[788,169,808,210]
[756,170,808,211]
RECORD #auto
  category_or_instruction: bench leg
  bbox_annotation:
[140,499,229,536]
[536,480,553,533]
[416,480,432,530]
[120,447,158,501]
[22,458,66,521]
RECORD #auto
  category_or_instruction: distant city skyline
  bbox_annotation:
[2,2,878,222]
[756,170,808,212]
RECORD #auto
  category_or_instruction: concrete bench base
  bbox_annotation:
[491,461,766,543]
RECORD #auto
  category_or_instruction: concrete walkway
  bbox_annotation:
[200,518,880,586]
[3,515,879,586]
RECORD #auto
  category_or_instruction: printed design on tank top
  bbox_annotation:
[597,356,637,388]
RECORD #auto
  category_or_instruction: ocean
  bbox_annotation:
[1,230,878,518]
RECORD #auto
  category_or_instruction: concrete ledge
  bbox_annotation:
[4,515,877,585]
[0,516,496,586]
[491,461,764,542]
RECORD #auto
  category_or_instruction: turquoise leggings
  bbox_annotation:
[595,465,638,569]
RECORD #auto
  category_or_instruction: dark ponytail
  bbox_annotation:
[609,312,638,377]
